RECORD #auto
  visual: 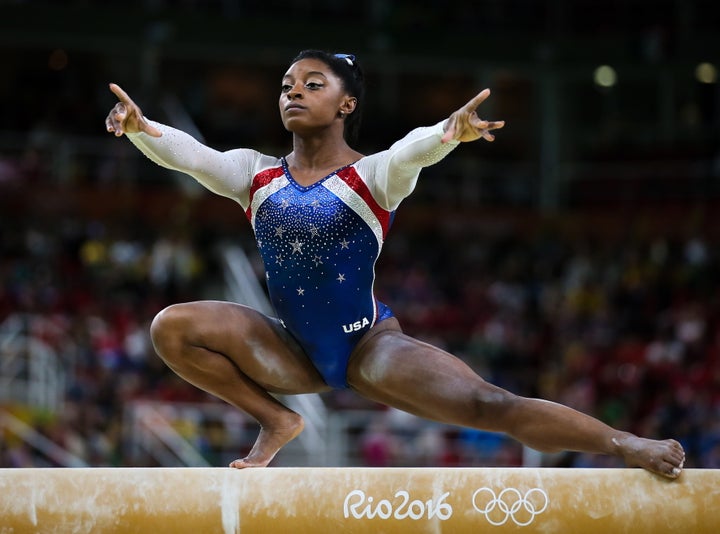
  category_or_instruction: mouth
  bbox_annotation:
[284,104,306,112]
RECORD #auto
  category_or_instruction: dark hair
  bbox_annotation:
[290,49,365,144]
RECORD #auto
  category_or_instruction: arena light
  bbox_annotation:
[695,62,717,84]
[593,65,617,88]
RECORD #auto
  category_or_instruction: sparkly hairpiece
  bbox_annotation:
[334,53,356,67]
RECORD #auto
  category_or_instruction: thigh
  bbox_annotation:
[158,300,332,395]
[346,330,511,427]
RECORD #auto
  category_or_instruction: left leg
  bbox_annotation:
[150,301,332,468]
[347,325,685,478]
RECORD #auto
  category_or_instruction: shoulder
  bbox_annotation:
[223,148,281,172]
[352,151,387,174]
[345,153,384,191]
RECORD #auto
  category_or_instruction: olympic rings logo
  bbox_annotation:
[472,487,549,526]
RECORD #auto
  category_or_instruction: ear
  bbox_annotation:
[339,96,357,116]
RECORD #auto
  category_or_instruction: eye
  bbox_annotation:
[306,82,324,90]
[281,84,292,93]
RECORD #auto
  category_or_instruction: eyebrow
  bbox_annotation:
[283,71,329,80]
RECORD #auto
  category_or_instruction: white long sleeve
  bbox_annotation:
[355,120,460,210]
[125,118,459,211]
[126,121,276,209]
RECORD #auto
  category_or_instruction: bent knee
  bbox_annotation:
[150,303,197,353]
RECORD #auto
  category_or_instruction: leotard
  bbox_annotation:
[127,120,459,388]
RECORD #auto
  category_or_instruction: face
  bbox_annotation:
[279,58,355,133]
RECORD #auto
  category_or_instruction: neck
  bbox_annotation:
[288,132,357,170]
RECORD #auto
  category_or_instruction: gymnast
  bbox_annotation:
[105,50,685,478]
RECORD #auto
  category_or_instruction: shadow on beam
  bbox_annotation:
[0,467,718,533]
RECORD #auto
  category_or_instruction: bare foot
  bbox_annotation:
[612,433,685,479]
[229,412,304,469]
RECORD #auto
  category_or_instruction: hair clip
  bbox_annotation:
[334,53,356,66]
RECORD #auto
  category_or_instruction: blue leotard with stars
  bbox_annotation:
[128,120,458,388]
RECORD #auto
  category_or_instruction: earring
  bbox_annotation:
[339,111,345,117]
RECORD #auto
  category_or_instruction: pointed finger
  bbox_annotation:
[464,88,491,111]
[109,83,133,105]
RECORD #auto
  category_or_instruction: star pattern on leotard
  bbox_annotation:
[290,238,304,254]
[251,163,386,342]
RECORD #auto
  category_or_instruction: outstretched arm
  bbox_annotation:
[365,88,505,210]
[104,83,255,203]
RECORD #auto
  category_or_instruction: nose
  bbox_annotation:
[286,83,303,99]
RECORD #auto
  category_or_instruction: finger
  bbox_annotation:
[481,130,495,142]
[469,116,490,130]
[441,116,457,143]
[108,112,125,136]
[111,111,126,135]
[109,83,133,105]
[440,119,455,143]
[441,129,455,144]
[463,88,491,111]
[105,109,120,132]
[486,120,505,131]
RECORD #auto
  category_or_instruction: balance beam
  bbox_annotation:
[0,467,717,533]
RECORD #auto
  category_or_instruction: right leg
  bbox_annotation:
[149,300,331,468]
[348,329,685,478]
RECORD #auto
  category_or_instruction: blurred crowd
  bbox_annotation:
[1,174,719,468]
[1,0,718,469]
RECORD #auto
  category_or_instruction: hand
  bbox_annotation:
[441,88,504,144]
[105,83,162,138]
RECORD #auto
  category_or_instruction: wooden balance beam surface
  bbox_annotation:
[0,467,717,533]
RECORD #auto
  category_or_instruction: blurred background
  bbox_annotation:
[1,0,718,470]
